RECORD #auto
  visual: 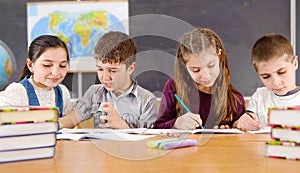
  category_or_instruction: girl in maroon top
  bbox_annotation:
[154,28,245,129]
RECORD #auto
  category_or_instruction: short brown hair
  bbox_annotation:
[251,34,294,70]
[93,31,137,66]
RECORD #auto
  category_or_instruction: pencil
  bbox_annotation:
[174,93,204,129]
[174,93,191,112]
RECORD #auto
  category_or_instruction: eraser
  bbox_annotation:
[163,139,198,150]
[158,138,188,149]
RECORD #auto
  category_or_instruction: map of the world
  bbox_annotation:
[27,2,128,71]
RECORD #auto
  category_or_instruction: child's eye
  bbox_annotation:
[208,64,215,68]
[43,64,52,68]
[278,71,286,75]
[261,75,270,79]
[59,63,68,68]
[189,68,200,72]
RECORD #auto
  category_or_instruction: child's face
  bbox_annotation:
[28,47,68,90]
[96,60,135,95]
[185,51,220,93]
[256,55,298,96]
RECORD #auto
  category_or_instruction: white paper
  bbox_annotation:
[247,126,271,134]
[57,132,154,141]
[142,128,244,135]
[59,128,148,134]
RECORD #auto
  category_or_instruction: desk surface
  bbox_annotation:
[0,133,299,173]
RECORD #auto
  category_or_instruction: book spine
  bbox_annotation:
[0,106,58,112]
[0,146,56,163]
[0,132,57,152]
[1,119,57,125]
[265,155,300,160]
[269,124,300,129]
[266,141,300,146]
[268,106,300,110]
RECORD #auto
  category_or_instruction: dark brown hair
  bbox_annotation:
[251,34,294,71]
[18,35,69,81]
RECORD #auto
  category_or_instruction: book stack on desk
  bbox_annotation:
[0,106,59,163]
[264,106,300,160]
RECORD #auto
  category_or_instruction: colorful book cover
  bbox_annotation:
[268,106,300,127]
[265,140,300,160]
[0,106,58,125]
[0,106,58,112]
[270,125,300,143]
[268,105,300,110]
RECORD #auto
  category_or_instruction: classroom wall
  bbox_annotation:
[0,0,296,98]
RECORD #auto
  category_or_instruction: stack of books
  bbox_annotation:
[264,106,300,160]
[0,106,59,163]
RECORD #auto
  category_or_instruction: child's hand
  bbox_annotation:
[237,112,262,130]
[213,125,230,129]
[173,112,202,130]
[99,102,130,129]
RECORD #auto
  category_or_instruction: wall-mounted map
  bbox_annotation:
[27,1,128,72]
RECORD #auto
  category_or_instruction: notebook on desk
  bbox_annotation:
[57,128,153,141]
[57,128,243,141]
[143,128,244,135]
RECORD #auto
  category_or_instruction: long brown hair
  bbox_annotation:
[175,28,243,125]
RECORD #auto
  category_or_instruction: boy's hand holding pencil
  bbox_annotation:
[237,111,262,131]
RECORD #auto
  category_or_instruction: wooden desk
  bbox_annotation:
[0,133,299,173]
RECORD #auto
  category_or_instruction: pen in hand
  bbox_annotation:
[174,93,204,129]
[245,111,263,130]
[245,111,258,122]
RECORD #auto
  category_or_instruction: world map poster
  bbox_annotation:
[27,1,128,72]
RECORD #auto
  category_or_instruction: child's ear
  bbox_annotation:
[293,56,298,70]
[127,62,136,74]
[26,58,34,74]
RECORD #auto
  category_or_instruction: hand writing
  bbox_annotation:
[174,112,202,130]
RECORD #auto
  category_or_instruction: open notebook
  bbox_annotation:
[57,128,155,141]
[142,128,244,135]
[58,128,244,138]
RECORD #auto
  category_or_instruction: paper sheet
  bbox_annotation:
[247,126,271,134]
[57,131,155,141]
